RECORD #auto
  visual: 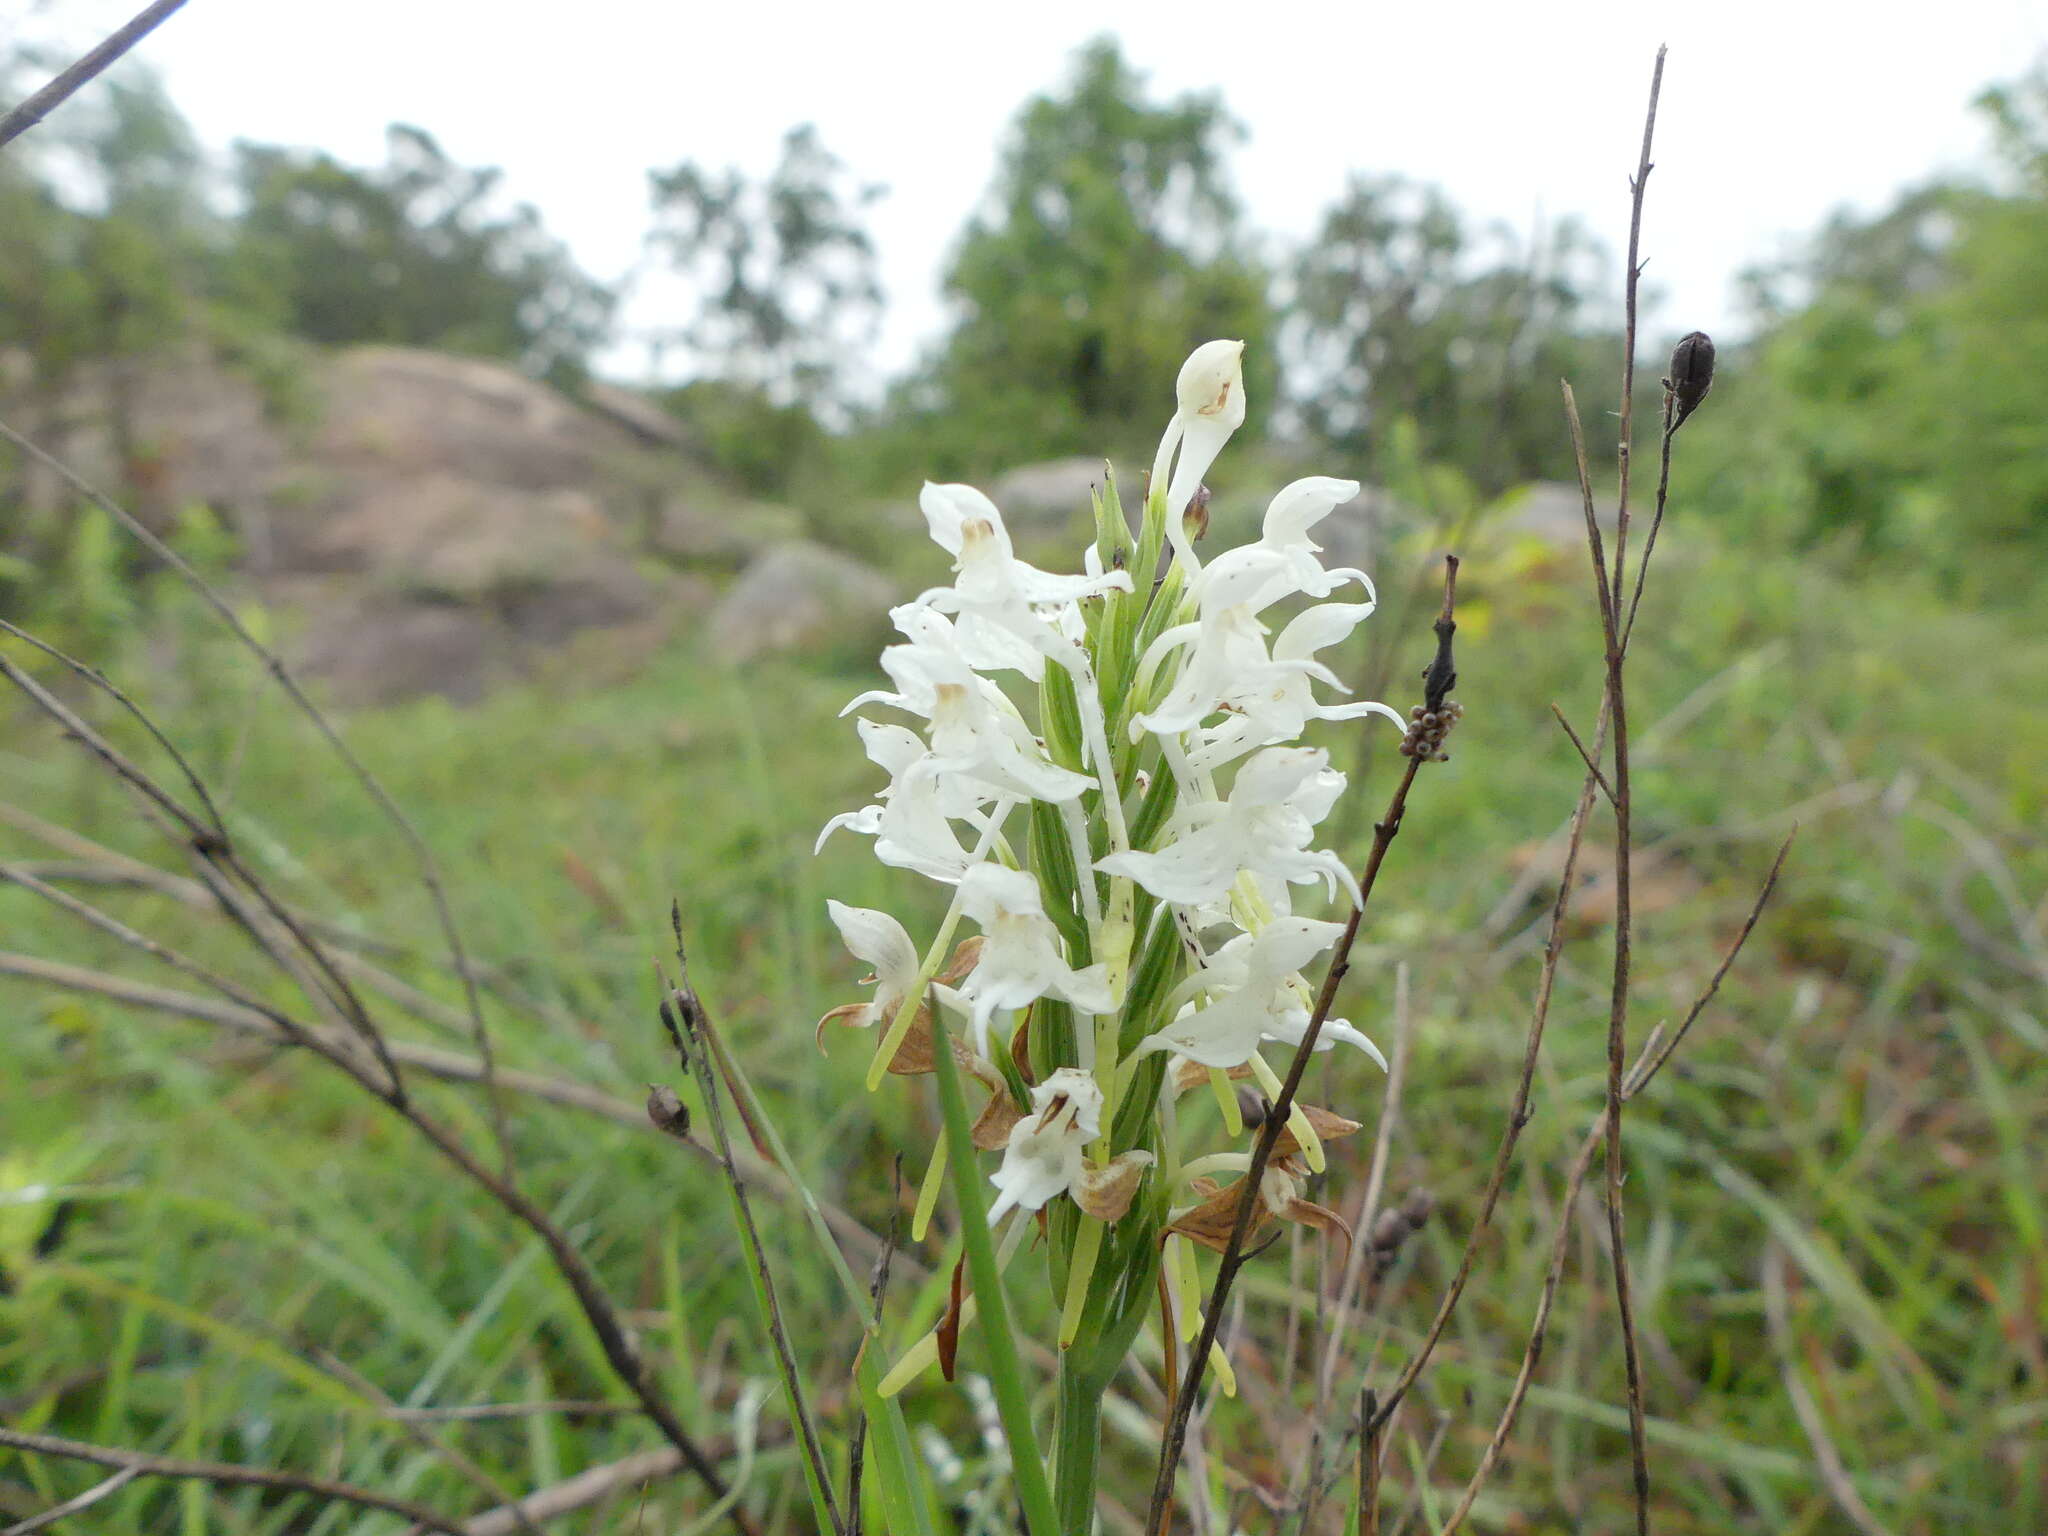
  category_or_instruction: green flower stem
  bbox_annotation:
[1057,1216,1106,1348]
[927,1006,1061,1536]
[1053,1360,1106,1534]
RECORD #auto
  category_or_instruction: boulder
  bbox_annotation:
[706,541,895,663]
[10,343,785,703]
[651,493,804,570]
[989,457,1137,536]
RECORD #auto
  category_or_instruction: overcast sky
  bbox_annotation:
[14,0,2048,381]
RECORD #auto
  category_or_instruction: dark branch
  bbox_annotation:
[0,0,188,149]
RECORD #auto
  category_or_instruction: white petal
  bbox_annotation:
[825,901,919,992]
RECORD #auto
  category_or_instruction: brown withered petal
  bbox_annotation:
[1167,1179,1264,1255]
[876,1006,995,1079]
[1273,1105,1365,1159]
[1009,1003,1036,1085]
[937,1255,968,1382]
[1169,1058,1254,1098]
[971,1088,1026,1151]
[1074,1152,1154,1222]
[1284,1197,1353,1250]
[936,934,985,986]
[813,1001,870,1055]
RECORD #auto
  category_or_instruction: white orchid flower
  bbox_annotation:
[847,608,1094,805]
[947,864,1113,1057]
[1137,916,1384,1070]
[986,1068,1155,1225]
[914,483,1132,679]
[1185,603,1408,771]
[818,901,919,1036]
[816,716,1003,883]
[1150,340,1247,571]
[1250,476,1372,601]
[1097,747,1359,908]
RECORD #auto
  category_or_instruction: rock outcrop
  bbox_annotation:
[8,345,844,703]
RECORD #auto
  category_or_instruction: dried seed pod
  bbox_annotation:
[646,1084,690,1139]
[1237,1085,1270,1129]
[1400,1187,1436,1228]
[1668,331,1715,431]
[1370,1207,1409,1251]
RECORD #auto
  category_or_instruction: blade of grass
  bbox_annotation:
[926,1004,1060,1536]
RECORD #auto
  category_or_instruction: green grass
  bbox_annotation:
[2,509,2042,1534]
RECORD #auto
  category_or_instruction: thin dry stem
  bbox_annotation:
[662,935,842,1536]
[0,0,187,147]
[1762,1245,1898,1536]
[1439,831,1793,1533]
[0,415,512,1176]
[1,1466,140,1536]
[1146,558,1457,1533]
[0,1426,468,1535]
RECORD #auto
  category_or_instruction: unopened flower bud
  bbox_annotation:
[1668,331,1715,431]
[1176,339,1246,427]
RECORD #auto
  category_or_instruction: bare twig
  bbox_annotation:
[0,1425,468,1535]
[1296,966,1414,1530]
[0,647,408,1097]
[662,922,843,1536]
[0,666,751,1532]
[1145,558,1457,1533]
[1592,52,1669,1533]
[0,946,903,1275]
[1,1466,140,1536]
[1550,704,1616,808]
[0,0,187,148]
[457,1428,788,1536]
[0,415,511,1178]
[1625,831,1797,1096]
[1762,1245,1897,1536]
[309,1351,543,1536]
[1364,614,1607,1435]
[1357,1388,1382,1536]
[1437,834,1793,1534]
[845,1158,902,1536]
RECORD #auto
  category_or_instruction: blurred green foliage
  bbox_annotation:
[4,35,2048,1536]
[886,38,1276,478]
[230,125,614,385]
[1682,65,2048,589]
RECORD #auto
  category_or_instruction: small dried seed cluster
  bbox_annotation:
[1399,700,1465,762]
[1368,1187,1437,1278]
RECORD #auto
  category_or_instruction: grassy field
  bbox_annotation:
[2,499,2043,1533]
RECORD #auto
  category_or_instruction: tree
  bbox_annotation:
[231,125,612,381]
[0,58,213,555]
[1288,175,1617,493]
[908,37,1274,474]
[644,123,884,416]
[1684,58,2048,578]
